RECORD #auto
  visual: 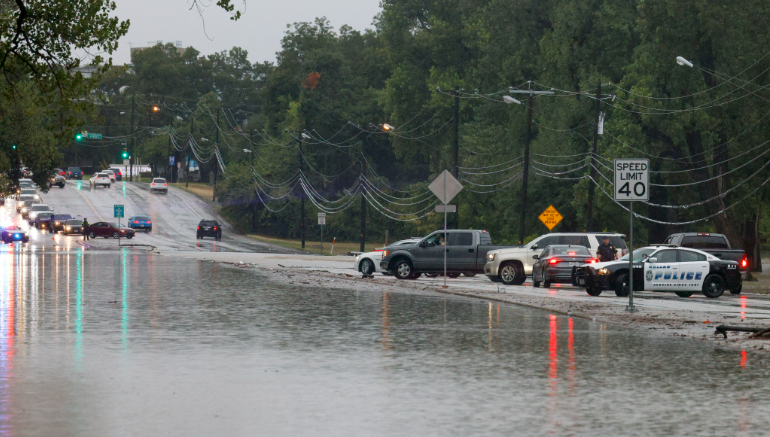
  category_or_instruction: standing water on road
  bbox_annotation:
[0,249,767,436]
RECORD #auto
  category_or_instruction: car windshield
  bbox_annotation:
[133,216,149,220]
[38,213,53,218]
[66,220,82,225]
[551,246,590,256]
[20,189,36,195]
[54,215,72,220]
[109,223,120,228]
[31,205,50,211]
[619,248,657,262]
[153,179,166,183]
[69,168,81,172]
[200,221,217,226]
[19,196,34,201]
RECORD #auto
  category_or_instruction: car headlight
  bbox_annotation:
[487,253,496,262]
[55,221,60,225]
[382,250,390,257]
[66,226,71,230]
[22,208,27,212]
[597,268,610,275]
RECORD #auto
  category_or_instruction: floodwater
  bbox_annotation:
[0,249,767,436]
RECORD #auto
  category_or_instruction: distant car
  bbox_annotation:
[62,219,84,235]
[33,212,55,232]
[1,226,29,244]
[66,167,83,180]
[87,222,135,239]
[128,215,152,232]
[90,173,111,188]
[51,214,73,233]
[108,168,123,181]
[103,169,116,183]
[150,178,168,193]
[28,204,52,221]
[53,168,65,176]
[50,174,66,188]
[354,238,422,275]
[19,188,39,201]
[17,195,38,215]
[196,220,221,240]
[531,245,598,288]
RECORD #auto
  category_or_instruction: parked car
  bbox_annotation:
[66,167,83,180]
[572,246,742,298]
[62,219,84,235]
[354,238,422,275]
[128,215,152,232]
[196,220,222,240]
[379,230,514,280]
[150,178,168,193]
[1,226,28,244]
[87,222,135,239]
[51,214,73,233]
[90,173,111,188]
[108,168,123,181]
[531,245,599,288]
[663,233,749,272]
[484,232,627,285]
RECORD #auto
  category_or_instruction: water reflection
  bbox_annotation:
[0,252,761,436]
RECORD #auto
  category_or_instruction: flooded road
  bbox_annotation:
[0,249,768,436]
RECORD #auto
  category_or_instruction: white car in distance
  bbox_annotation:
[354,238,422,275]
[103,169,116,183]
[28,204,53,221]
[150,178,168,194]
[90,173,111,188]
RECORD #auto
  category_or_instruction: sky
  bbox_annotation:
[107,0,382,65]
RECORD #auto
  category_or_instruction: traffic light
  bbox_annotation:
[11,144,16,149]
[122,149,128,159]
[75,133,83,141]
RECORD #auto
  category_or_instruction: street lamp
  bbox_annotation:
[503,95,522,105]
[152,105,160,112]
[676,56,694,68]
[381,123,394,131]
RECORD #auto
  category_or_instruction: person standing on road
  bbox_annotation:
[82,218,90,241]
[596,237,618,262]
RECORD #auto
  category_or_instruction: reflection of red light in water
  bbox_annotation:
[549,315,558,382]
[741,350,747,368]
[568,319,575,376]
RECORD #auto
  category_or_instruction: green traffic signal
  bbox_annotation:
[122,152,128,159]
[12,144,16,149]
[75,133,83,141]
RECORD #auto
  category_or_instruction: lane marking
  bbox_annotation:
[73,186,104,221]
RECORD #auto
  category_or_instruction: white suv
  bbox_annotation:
[90,173,111,188]
[150,178,168,193]
[28,204,53,221]
[484,233,627,285]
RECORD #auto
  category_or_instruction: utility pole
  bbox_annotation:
[250,130,258,232]
[453,85,460,230]
[186,114,193,189]
[298,134,305,249]
[586,82,602,231]
[166,135,172,179]
[508,84,554,244]
[212,111,219,201]
[129,92,135,182]
[360,136,367,252]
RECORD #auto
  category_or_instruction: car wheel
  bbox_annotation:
[675,291,694,298]
[407,271,422,280]
[447,272,460,278]
[112,232,120,239]
[425,273,439,278]
[614,273,630,297]
[543,280,552,288]
[586,287,602,296]
[148,228,152,233]
[730,283,742,295]
[127,235,134,239]
[360,258,375,275]
[702,274,726,299]
[499,262,525,286]
[393,259,414,280]
[89,232,96,239]
[463,272,476,277]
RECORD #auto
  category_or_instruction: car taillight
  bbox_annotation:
[213,227,217,230]
[549,258,563,265]
[568,252,576,256]
[197,227,200,230]
[151,183,156,185]
[585,258,599,264]
[741,254,749,269]
[133,221,139,224]
[164,183,167,186]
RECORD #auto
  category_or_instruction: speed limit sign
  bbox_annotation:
[614,158,649,201]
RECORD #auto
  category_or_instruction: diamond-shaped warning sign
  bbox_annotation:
[538,205,563,231]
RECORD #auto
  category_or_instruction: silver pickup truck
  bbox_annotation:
[379,230,513,279]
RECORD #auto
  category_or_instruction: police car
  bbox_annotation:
[1,226,29,244]
[571,246,742,299]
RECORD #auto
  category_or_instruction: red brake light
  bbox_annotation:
[197,227,200,230]
[164,183,167,185]
[741,254,748,269]
[585,258,599,264]
[697,233,710,236]
[152,183,156,185]
[213,227,217,230]
[568,251,576,256]
[133,221,139,224]
[146,221,151,224]
[548,258,563,265]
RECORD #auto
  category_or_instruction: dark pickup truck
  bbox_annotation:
[380,230,513,279]
[664,233,749,271]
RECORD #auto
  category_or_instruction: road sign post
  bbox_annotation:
[538,205,563,232]
[614,158,649,312]
[114,204,124,246]
[429,170,463,287]
[318,213,326,253]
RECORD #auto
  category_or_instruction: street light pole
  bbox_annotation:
[186,114,193,189]
[453,85,460,230]
[360,136,367,253]
[212,111,219,201]
[129,92,135,182]
[297,134,305,249]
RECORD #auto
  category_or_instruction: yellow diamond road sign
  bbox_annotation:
[538,205,563,230]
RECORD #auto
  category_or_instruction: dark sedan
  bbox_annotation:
[196,220,222,240]
[33,212,55,232]
[51,214,73,233]
[1,226,29,244]
[88,222,135,239]
[532,245,597,288]
[62,219,84,235]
